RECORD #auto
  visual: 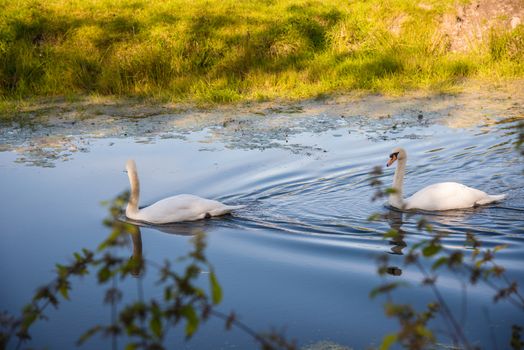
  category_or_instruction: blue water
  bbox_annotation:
[0,109,523,349]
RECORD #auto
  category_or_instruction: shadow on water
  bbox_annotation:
[124,217,216,236]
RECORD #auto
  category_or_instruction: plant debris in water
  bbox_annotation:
[0,84,523,167]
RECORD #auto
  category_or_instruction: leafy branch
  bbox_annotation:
[369,166,523,350]
[2,192,295,350]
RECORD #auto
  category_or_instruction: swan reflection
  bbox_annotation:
[423,207,479,226]
[128,227,144,277]
[125,219,212,277]
[384,209,407,256]
[125,217,215,236]
[380,209,406,277]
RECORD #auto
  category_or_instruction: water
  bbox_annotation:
[1,100,523,349]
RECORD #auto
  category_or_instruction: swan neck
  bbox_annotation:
[127,166,140,216]
[390,157,406,207]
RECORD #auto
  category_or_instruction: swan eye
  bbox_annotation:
[389,152,399,159]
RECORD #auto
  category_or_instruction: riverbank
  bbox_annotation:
[1,79,522,167]
[1,0,523,104]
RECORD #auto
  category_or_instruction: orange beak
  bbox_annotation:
[386,154,397,167]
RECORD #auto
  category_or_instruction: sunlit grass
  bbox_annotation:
[0,0,522,104]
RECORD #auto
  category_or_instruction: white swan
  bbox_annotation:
[386,147,506,211]
[125,160,243,224]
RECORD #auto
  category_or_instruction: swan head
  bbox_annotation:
[126,159,137,173]
[386,147,406,167]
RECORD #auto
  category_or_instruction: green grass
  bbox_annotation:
[0,0,523,104]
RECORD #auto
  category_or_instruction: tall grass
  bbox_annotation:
[0,0,523,103]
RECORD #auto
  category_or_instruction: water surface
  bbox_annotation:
[1,99,523,349]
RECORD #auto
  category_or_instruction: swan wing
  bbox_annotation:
[404,182,490,211]
[136,194,242,224]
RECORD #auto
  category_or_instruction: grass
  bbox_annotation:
[0,0,523,104]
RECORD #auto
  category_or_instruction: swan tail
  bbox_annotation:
[475,194,506,206]
[225,205,246,210]
[209,205,245,216]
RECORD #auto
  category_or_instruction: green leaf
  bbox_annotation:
[493,244,508,252]
[384,229,399,238]
[150,316,162,339]
[97,267,111,283]
[149,302,163,339]
[58,284,70,300]
[164,286,172,301]
[77,325,102,345]
[410,241,425,251]
[368,213,381,221]
[55,264,68,277]
[475,259,485,268]
[20,310,38,329]
[379,333,397,350]
[97,230,120,251]
[98,240,109,251]
[369,282,406,298]
[415,324,434,339]
[422,244,441,257]
[209,271,222,305]
[431,256,448,270]
[82,248,93,259]
[180,305,199,338]
[125,344,138,350]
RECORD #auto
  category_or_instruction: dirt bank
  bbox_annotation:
[440,0,524,52]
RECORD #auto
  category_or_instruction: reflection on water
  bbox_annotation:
[384,209,407,256]
[125,218,213,236]
[128,227,144,277]
[2,88,523,167]
[0,109,523,349]
[125,220,213,277]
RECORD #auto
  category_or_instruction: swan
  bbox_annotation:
[125,160,243,224]
[386,147,506,211]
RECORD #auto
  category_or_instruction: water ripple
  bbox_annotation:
[209,119,524,262]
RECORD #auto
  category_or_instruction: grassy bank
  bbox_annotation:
[1,0,523,104]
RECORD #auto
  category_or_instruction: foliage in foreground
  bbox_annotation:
[2,175,522,350]
[1,0,523,103]
[0,192,295,350]
[1,125,523,350]
[368,161,524,350]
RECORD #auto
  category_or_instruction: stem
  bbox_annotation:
[111,276,118,350]
[210,309,273,348]
[416,261,472,349]
[498,264,524,306]
[462,263,524,309]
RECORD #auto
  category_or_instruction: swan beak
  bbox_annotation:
[386,155,397,167]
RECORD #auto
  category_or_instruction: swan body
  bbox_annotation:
[125,160,243,224]
[386,147,506,211]
[403,182,506,211]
